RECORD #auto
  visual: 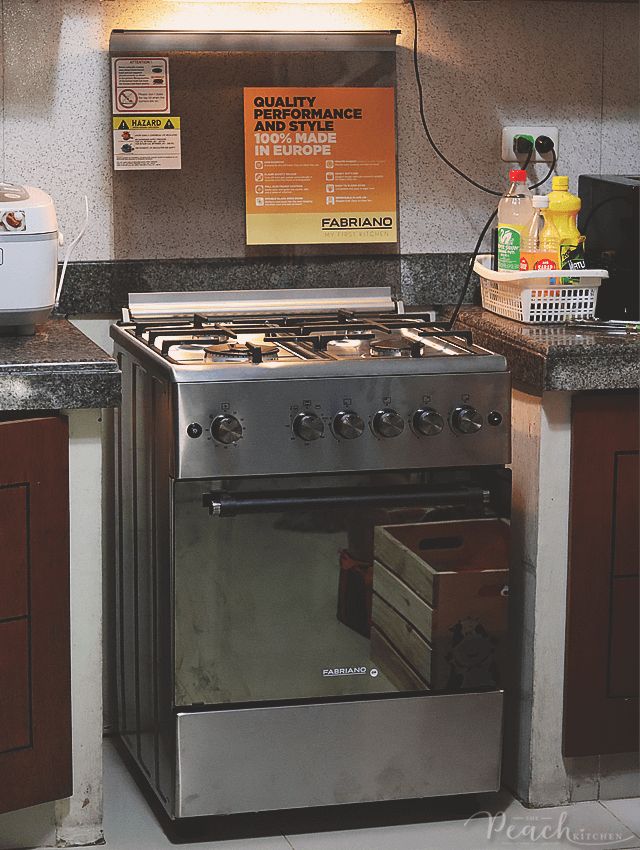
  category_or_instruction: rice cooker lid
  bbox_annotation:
[0,183,58,235]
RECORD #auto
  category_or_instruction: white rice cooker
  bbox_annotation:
[0,183,60,332]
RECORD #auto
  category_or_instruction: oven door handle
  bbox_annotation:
[202,486,489,517]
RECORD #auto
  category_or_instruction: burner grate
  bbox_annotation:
[160,337,229,356]
[205,341,279,364]
[123,308,475,362]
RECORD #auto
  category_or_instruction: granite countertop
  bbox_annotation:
[0,319,121,411]
[447,307,640,392]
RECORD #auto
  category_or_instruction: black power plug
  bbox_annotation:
[513,135,535,157]
[535,135,555,155]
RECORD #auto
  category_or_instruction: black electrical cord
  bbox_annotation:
[447,149,558,329]
[407,0,559,327]
[409,0,503,197]
[530,148,557,191]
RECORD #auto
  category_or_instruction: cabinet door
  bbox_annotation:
[564,393,639,757]
[0,415,71,813]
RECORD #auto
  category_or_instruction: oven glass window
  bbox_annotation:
[173,476,508,707]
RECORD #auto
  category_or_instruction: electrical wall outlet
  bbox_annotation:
[501,126,559,163]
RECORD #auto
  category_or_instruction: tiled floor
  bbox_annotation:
[99,742,640,850]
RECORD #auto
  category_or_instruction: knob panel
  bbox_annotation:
[372,409,405,439]
[333,411,365,440]
[211,414,243,444]
[293,412,324,442]
[413,408,444,437]
[451,406,483,434]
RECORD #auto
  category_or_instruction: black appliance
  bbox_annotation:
[578,175,639,320]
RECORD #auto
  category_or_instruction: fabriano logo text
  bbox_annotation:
[321,217,393,231]
[322,667,367,677]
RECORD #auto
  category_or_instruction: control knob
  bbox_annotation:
[372,409,405,439]
[452,406,483,434]
[413,408,444,436]
[210,414,243,444]
[293,412,324,442]
[333,411,365,440]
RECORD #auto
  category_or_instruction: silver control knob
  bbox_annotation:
[372,409,405,439]
[210,414,243,444]
[333,411,365,440]
[413,408,444,436]
[452,406,483,434]
[293,412,324,441]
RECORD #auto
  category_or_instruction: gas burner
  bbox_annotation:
[170,343,207,362]
[370,335,414,358]
[205,342,280,363]
[326,337,370,357]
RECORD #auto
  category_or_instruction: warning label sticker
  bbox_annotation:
[113,116,181,170]
[112,57,170,114]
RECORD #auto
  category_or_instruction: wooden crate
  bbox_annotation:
[371,519,509,690]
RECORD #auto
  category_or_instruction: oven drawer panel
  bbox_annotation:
[175,372,511,478]
[175,691,503,816]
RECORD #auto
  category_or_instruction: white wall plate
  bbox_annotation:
[501,126,559,163]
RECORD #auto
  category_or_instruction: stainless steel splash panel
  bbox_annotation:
[110,30,400,56]
[175,692,503,817]
[127,286,397,322]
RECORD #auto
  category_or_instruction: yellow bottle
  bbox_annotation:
[546,176,585,282]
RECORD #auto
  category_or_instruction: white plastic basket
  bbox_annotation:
[474,254,608,324]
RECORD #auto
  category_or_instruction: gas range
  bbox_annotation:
[111,286,511,479]
[111,285,511,819]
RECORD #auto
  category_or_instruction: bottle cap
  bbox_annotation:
[532,195,549,208]
[509,169,527,182]
[552,175,569,191]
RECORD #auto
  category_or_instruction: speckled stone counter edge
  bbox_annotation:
[55,253,479,316]
[450,308,640,393]
[0,319,121,411]
[0,371,121,412]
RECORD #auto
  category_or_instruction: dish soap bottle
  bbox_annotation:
[520,195,559,272]
[497,169,534,271]
[547,176,585,282]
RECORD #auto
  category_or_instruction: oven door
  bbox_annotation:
[173,469,508,708]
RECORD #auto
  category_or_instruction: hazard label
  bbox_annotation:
[113,117,181,131]
[112,57,170,114]
[113,116,181,170]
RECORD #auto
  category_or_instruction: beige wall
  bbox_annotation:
[0,0,638,259]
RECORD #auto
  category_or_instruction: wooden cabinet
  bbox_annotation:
[0,415,72,814]
[564,392,639,757]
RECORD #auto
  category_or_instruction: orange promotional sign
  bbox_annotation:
[243,87,397,246]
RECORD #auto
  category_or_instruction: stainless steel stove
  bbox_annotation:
[111,287,511,820]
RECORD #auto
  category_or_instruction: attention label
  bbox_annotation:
[113,116,181,170]
[112,57,170,114]
[243,87,398,246]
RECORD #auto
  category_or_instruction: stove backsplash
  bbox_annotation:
[56,252,478,316]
